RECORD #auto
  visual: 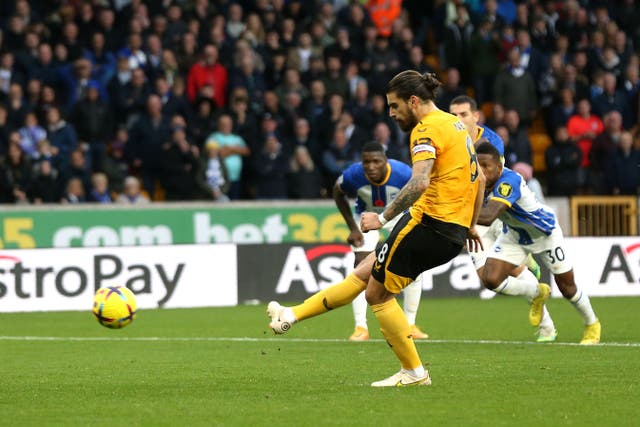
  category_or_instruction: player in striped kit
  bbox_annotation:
[475,142,601,344]
[450,96,556,341]
[334,142,429,341]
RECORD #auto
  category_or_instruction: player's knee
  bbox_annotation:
[481,270,504,290]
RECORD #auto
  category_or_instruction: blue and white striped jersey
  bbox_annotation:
[477,125,505,157]
[489,168,557,244]
[337,159,412,214]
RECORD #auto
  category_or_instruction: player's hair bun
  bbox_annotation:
[421,72,441,92]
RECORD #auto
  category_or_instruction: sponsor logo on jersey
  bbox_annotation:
[498,182,513,198]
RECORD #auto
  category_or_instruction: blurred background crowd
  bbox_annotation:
[0,0,638,204]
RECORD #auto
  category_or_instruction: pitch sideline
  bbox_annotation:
[1,335,638,347]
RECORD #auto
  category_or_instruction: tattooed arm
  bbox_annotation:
[360,159,434,231]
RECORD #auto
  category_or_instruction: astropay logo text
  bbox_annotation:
[0,254,184,306]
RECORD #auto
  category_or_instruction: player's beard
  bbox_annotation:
[397,112,418,132]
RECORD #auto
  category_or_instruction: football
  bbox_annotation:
[92,286,137,329]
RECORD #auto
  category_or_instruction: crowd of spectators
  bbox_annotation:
[0,0,639,205]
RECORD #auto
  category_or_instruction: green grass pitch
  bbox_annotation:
[2,296,640,426]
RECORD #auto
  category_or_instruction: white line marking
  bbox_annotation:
[0,336,638,347]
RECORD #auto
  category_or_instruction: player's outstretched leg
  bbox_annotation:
[267,269,369,335]
[349,291,369,341]
[403,277,429,339]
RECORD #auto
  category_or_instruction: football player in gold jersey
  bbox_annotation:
[267,71,485,387]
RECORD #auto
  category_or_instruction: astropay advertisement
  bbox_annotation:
[0,244,237,312]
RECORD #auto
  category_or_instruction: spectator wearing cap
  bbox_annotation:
[186,44,228,108]
[205,114,249,200]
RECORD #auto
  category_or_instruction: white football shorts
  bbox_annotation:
[488,225,572,275]
[469,219,504,270]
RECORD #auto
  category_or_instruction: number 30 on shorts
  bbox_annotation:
[378,243,389,263]
[545,246,565,264]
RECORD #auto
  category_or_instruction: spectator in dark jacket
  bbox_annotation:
[160,127,203,201]
[288,145,324,199]
[69,82,113,171]
[46,106,77,171]
[503,110,532,167]
[545,126,583,196]
[127,95,172,196]
[254,133,290,199]
[607,131,640,195]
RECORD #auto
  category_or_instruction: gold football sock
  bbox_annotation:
[372,298,422,370]
[292,273,367,321]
